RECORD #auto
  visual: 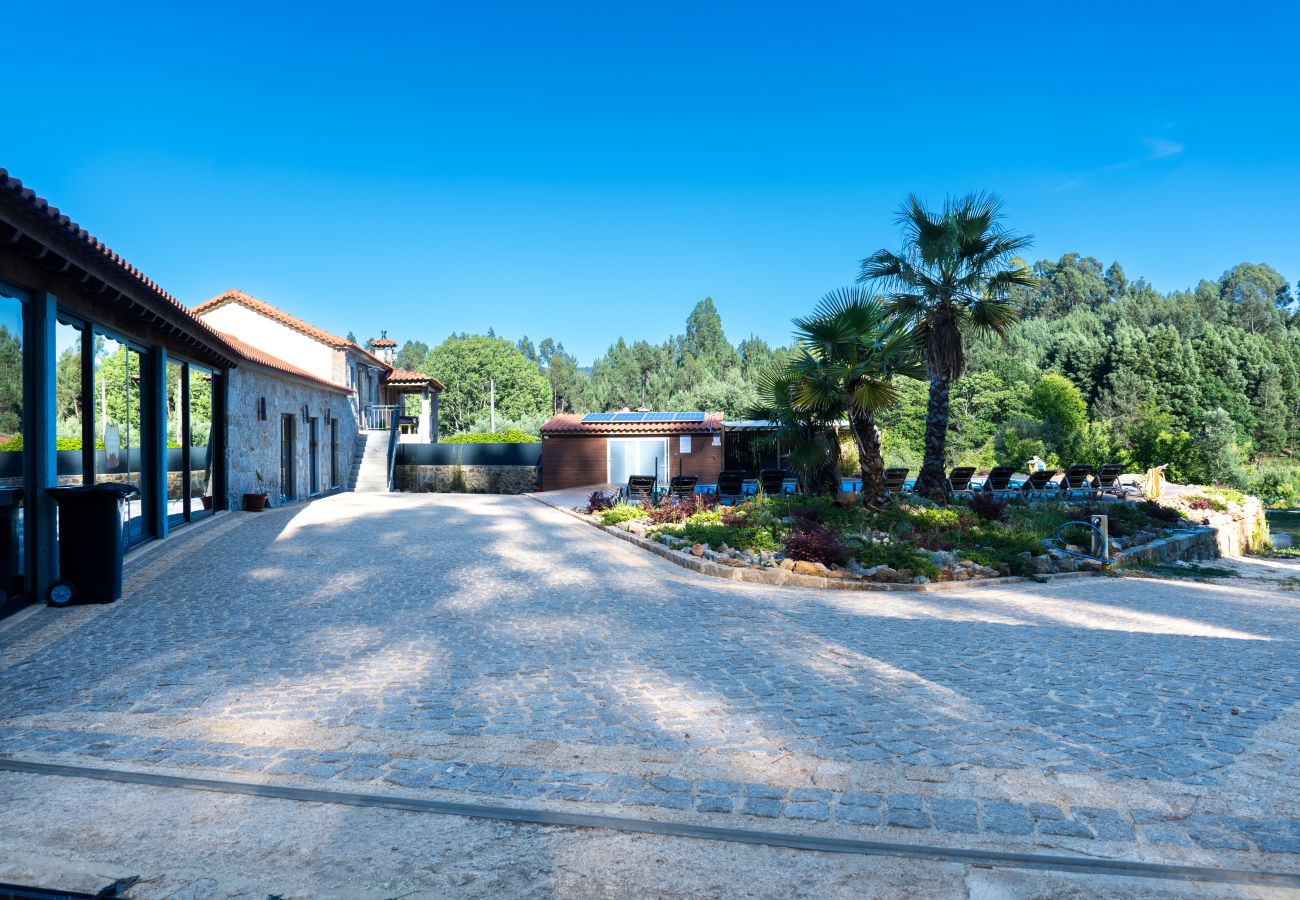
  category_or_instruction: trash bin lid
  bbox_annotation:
[90,482,142,499]
[46,482,141,500]
[45,485,95,499]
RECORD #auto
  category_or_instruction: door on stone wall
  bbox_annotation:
[280,414,296,503]
[330,420,339,488]
[308,418,320,495]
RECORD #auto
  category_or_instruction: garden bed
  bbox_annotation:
[568,489,1206,588]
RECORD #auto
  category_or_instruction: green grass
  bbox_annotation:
[600,504,647,526]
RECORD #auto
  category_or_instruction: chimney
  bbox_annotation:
[371,329,397,365]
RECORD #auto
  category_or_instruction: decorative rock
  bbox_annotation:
[778,558,795,571]
[792,560,830,577]
[912,575,928,584]
[870,567,900,583]
[691,544,706,557]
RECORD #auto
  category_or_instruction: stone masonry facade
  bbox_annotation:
[396,464,538,495]
[225,366,358,508]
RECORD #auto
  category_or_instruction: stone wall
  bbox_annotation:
[226,366,358,509]
[396,464,538,495]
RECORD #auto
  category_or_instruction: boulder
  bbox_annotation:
[1031,554,1056,574]
[912,575,929,584]
[870,566,900,583]
[691,544,706,557]
[792,560,831,577]
[778,557,796,571]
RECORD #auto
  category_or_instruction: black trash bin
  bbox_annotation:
[45,483,140,606]
[0,487,23,603]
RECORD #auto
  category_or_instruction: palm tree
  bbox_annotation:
[861,193,1035,499]
[788,286,923,503]
[749,364,843,496]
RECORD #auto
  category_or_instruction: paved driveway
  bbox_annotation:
[2,492,1299,868]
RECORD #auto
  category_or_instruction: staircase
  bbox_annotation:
[351,431,391,493]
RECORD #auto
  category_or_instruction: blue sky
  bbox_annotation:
[3,1,1298,363]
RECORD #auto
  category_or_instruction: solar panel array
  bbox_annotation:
[580,411,707,424]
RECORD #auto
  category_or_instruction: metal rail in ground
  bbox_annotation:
[2,758,1298,889]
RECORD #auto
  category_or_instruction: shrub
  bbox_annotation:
[967,492,1008,523]
[444,429,539,444]
[781,523,848,566]
[1187,495,1226,512]
[853,540,934,576]
[1136,499,1183,523]
[637,490,718,525]
[600,503,646,526]
[587,490,617,513]
[672,523,780,553]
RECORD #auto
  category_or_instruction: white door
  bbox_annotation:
[608,438,669,486]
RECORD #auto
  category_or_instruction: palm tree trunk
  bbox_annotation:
[915,370,952,499]
[851,413,886,503]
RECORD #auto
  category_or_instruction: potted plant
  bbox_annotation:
[200,495,214,510]
[243,471,269,511]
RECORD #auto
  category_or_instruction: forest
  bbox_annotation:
[389,251,1300,506]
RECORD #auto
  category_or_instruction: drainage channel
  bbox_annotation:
[3,758,1298,889]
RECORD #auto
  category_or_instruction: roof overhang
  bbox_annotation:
[0,169,241,369]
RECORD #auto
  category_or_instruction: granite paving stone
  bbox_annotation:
[0,493,1297,861]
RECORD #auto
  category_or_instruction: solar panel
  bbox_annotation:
[581,413,616,423]
[612,412,647,422]
[673,412,706,422]
[641,413,677,422]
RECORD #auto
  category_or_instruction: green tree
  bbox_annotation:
[1029,373,1088,462]
[861,192,1035,498]
[788,286,924,502]
[423,334,551,434]
[395,340,429,371]
[749,364,843,496]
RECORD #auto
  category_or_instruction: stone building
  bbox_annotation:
[0,167,447,618]
[218,333,356,507]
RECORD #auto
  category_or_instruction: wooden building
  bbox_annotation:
[539,412,725,490]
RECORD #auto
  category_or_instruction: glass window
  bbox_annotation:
[94,335,149,546]
[189,367,214,517]
[0,288,24,601]
[166,359,184,526]
[55,320,85,486]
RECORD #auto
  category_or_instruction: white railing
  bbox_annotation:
[365,404,398,431]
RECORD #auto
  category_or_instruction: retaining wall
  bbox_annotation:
[396,464,538,494]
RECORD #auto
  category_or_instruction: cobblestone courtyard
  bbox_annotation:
[3,492,1300,889]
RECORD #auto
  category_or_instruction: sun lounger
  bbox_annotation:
[883,468,910,494]
[1020,468,1059,499]
[716,470,747,504]
[758,469,790,495]
[669,475,699,499]
[946,466,976,496]
[1093,463,1139,498]
[623,474,657,502]
[982,466,1018,496]
[1059,464,1096,499]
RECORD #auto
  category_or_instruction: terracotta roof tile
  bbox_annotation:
[193,289,354,349]
[371,337,396,347]
[384,367,446,391]
[217,331,350,394]
[541,413,724,434]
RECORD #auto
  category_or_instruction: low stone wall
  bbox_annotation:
[397,464,538,495]
[1113,527,1221,564]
